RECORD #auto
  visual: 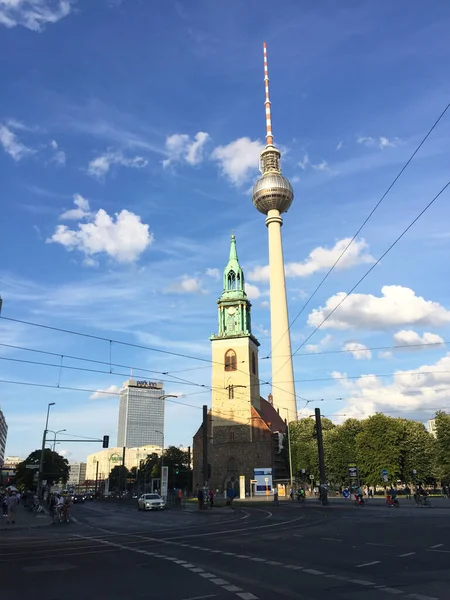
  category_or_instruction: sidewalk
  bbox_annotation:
[0,506,51,531]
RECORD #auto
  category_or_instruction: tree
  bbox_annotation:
[289,417,334,483]
[324,418,364,487]
[398,419,436,484]
[434,411,450,484]
[109,465,129,491]
[163,446,190,489]
[355,414,406,486]
[15,449,69,490]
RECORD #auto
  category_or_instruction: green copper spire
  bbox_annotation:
[210,235,259,345]
[222,234,245,296]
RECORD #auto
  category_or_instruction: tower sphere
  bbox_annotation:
[252,172,294,215]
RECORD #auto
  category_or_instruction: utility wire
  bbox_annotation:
[269,178,450,383]
[267,101,450,359]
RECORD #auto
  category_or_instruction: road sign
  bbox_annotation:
[309,475,314,480]
[348,466,358,478]
[381,469,388,477]
[26,464,39,469]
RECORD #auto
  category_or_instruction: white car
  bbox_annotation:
[138,493,166,511]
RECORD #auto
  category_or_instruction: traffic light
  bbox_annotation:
[102,435,109,448]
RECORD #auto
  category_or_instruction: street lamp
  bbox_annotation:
[279,407,296,494]
[47,429,66,452]
[37,402,55,500]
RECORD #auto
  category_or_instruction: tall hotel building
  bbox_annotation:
[117,380,165,448]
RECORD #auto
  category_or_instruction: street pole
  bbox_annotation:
[315,407,329,506]
[95,460,99,493]
[122,446,126,496]
[287,420,294,496]
[37,402,55,500]
[202,405,208,487]
[52,429,66,452]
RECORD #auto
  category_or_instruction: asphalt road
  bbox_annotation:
[0,498,449,600]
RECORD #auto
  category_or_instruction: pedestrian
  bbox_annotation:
[226,487,235,507]
[404,485,411,499]
[273,487,279,506]
[6,491,19,525]
[209,489,214,509]
[368,487,373,498]
[1,490,7,517]
[197,486,203,510]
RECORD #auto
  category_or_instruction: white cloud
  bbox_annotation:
[298,154,309,170]
[308,285,450,331]
[333,352,450,421]
[90,385,120,400]
[357,135,400,150]
[379,350,393,359]
[260,300,270,309]
[48,199,153,263]
[305,334,333,354]
[248,238,374,282]
[163,131,210,168]
[211,137,264,185]
[50,139,66,165]
[312,160,330,172]
[0,0,72,31]
[167,275,205,294]
[0,123,33,160]
[291,175,300,183]
[336,141,343,151]
[245,282,260,300]
[205,267,220,280]
[247,264,271,282]
[59,194,90,220]
[393,329,445,350]
[88,150,148,178]
[342,341,372,360]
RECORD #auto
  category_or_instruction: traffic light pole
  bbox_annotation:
[202,405,208,486]
[315,408,329,506]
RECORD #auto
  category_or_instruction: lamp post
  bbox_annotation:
[156,394,177,493]
[37,402,55,500]
[280,407,295,495]
[48,429,66,452]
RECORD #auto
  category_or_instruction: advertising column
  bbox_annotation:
[161,466,168,500]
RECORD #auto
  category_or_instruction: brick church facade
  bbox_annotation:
[192,235,288,496]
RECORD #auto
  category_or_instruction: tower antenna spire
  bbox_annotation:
[263,42,273,146]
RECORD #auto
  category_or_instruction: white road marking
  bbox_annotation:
[265,560,283,565]
[189,568,205,573]
[325,574,347,581]
[199,573,216,579]
[223,586,243,592]
[303,568,325,575]
[429,544,443,549]
[182,596,217,600]
[398,552,415,557]
[375,586,403,594]
[348,579,375,586]
[356,561,381,568]
[283,565,303,570]
[210,578,229,585]
[322,537,341,542]
[237,594,258,600]
[366,542,394,547]
[407,594,439,600]
[250,557,266,562]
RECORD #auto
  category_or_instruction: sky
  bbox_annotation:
[1,0,450,463]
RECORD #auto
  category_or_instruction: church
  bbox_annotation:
[192,235,288,496]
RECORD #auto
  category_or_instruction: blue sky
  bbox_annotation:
[1,0,450,462]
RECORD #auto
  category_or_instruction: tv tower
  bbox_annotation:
[252,42,297,420]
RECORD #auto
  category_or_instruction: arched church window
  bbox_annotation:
[252,352,256,375]
[227,270,236,290]
[225,349,237,371]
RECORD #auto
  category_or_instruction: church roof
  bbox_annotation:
[256,397,287,433]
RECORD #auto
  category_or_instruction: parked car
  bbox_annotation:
[72,494,85,503]
[137,493,165,511]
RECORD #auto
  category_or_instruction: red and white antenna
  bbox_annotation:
[263,42,273,146]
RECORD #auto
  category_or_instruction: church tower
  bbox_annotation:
[210,234,261,429]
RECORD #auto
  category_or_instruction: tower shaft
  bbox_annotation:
[266,209,296,419]
[252,42,298,420]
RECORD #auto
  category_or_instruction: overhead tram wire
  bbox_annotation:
[0,317,306,405]
[265,101,450,361]
[268,178,450,383]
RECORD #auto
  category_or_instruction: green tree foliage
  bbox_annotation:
[288,412,440,488]
[109,465,129,491]
[15,449,69,489]
[163,446,190,489]
[434,411,450,483]
[324,418,364,487]
[289,417,334,481]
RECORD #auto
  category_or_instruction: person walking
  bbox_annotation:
[1,491,7,517]
[197,486,204,510]
[6,491,19,525]
[209,489,214,509]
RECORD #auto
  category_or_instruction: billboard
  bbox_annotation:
[253,467,273,496]
[161,466,168,499]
